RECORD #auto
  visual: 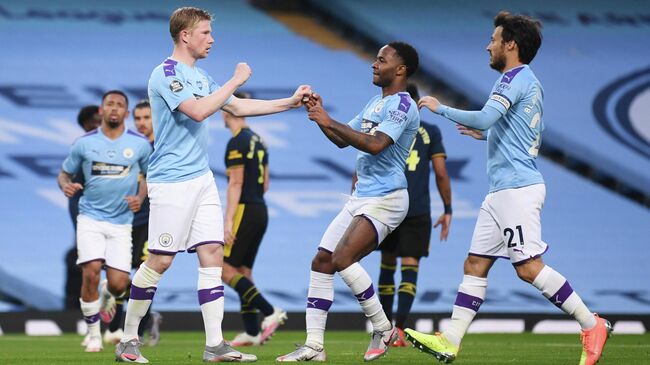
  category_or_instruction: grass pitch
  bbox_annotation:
[0,331,648,364]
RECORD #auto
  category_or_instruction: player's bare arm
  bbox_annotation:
[432,156,452,241]
[308,103,393,155]
[178,62,252,122]
[57,170,82,198]
[224,166,244,246]
[223,85,312,117]
[263,166,270,193]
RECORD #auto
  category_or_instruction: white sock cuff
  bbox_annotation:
[339,263,372,294]
[531,265,552,290]
[198,267,223,290]
[462,275,487,287]
[134,263,162,287]
[308,270,335,301]
[79,298,100,315]
[532,265,566,298]
[458,275,488,298]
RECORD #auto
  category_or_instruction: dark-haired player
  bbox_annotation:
[278,41,420,362]
[405,11,611,365]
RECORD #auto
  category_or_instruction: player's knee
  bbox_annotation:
[311,250,335,274]
[463,256,490,277]
[108,278,129,295]
[331,251,354,272]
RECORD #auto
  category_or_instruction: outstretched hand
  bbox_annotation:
[418,95,441,112]
[291,85,313,108]
[457,124,484,140]
[306,93,329,126]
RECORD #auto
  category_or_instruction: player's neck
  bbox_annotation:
[381,82,406,98]
[501,59,524,73]
[101,124,125,140]
[171,48,197,68]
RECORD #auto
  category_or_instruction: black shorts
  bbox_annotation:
[224,203,268,268]
[131,223,149,269]
[379,214,432,258]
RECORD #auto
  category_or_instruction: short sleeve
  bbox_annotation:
[427,124,446,158]
[150,68,195,111]
[138,143,153,174]
[376,93,413,142]
[225,137,245,168]
[347,113,362,130]
[485,68,525,115]
[62,141,83,175]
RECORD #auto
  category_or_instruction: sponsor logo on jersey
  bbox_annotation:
[158,233,173,247]
[90,161,130,177]
[361,119,379,135]
[169,80,183,93]
[388,110,407,123]
[500,66,524,84]
[490,93,512,110]
[163,58,177,77]
[123,148,134,159]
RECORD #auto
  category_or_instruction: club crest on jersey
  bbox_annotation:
[169,80,183,93]
[123,148,134,159]
[158,233,173,247]
[373,100,385,114]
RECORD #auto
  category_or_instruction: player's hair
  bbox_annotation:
[388,41,419,77]
[170,7,212,44]
[494,11,542,64]
[406,83,420,101]
[101,90,129,107]
[76,105,99,128]
[134,99,150,110]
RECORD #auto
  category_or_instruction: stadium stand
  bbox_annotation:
[0,0,648,331]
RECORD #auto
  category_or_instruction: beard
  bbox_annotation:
[372,76,390,88]
[489,52,506,72]
[106,120,121,129]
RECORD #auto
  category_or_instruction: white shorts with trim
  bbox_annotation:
[469,183,548,265]
[76,214,132,272]
[319,189,408,253]
[147,171,223,255]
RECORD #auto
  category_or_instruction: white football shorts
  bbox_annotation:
[319,189,408,253]
[147,171,224,255]
[469,183,548,265]
[76,214,132,273]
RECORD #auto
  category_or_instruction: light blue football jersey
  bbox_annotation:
[147,58,223,183]
[348,92,420,197]
[483,65,545,192]
[62,128,152,224]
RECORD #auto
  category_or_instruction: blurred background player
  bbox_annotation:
[377,83,452,347]
[404,11,611,365]
[58,90,152,353]
[277,41,419,362]
[65,105,101,311]
[105,100,163,347]
[115,6,311,363]
[222,92,287,347]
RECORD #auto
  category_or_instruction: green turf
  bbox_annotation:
[0,331,648,364]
